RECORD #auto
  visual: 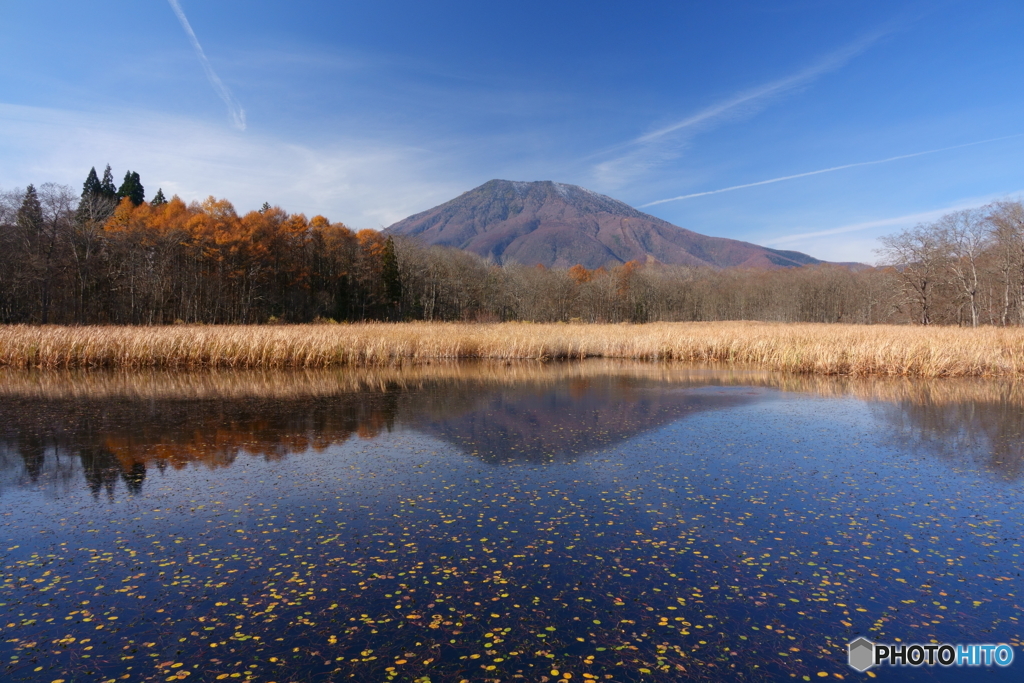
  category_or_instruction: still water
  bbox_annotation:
[0,362,1021,682]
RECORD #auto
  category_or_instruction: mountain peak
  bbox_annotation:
[473,179,644,217]
[385,179,822,270]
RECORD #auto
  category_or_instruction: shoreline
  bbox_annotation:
[0,321,1022,377]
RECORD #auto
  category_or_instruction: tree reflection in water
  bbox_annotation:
[871,383,1024,481]
[0,363,1020,500]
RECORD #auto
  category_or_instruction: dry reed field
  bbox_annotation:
[1,322,1023,376]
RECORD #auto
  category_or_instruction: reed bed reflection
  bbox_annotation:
[2,322,1024,376]
[1,361,1022,486]
[1,360,1021,407]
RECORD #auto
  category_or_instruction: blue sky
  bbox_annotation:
[2,0,1022,264]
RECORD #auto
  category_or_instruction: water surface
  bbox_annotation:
[1,363,1021,682]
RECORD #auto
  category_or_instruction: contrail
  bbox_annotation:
[634,27,891,147]
[167,0,246,131]
[640,134,1024,208]
[583,23,898,166]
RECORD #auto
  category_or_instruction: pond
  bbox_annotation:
[0,362,1021,682]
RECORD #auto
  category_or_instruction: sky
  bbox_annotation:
[1,0,1023,264]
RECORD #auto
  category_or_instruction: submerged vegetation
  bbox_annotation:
[1,321,1024,376]
[2,362,1022,682]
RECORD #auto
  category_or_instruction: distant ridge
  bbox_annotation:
[384,179,825,269]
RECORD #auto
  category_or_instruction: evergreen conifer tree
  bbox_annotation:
[81,167,102,199]
[17,184,44,233]
[151,188,167,206]
[117,171,145,206]
[76,166,117,224]
[100,165,117,201]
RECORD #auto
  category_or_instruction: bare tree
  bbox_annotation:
[939,208,990,327]
[70,192,118,323]
[876,223,949,325]
[34,184,77,323]
[0,188,26,321]
[988,201,1024,325]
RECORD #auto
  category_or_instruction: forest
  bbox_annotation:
[1,166,1023,326]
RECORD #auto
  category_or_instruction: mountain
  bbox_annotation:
[384,179,824,269]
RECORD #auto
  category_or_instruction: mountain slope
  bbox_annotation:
[384,179,823,269]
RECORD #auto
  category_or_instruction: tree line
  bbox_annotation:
[1,167,1023,325]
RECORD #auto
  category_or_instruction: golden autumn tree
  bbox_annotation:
[568,264,593,284]
[101,198,185,323]
[353,229,387,318]
[309,217,357,320]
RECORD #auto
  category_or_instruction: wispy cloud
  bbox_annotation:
[588,24,897,189]
[766,208,962,247]
[0,102,469,228]
[761,190,1024,264]
[634,29,892,146]
[166,0,247,131]
[641,134,1024,207]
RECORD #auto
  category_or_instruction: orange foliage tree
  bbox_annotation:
[84,194,381,323]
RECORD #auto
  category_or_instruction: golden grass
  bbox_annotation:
[1,322,1023,376]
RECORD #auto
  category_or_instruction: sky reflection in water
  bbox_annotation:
[0,363,1021,682]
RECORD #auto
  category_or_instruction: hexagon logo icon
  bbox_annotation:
[848,637,875,672]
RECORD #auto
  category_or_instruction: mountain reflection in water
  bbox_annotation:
[0,362,1021,499]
